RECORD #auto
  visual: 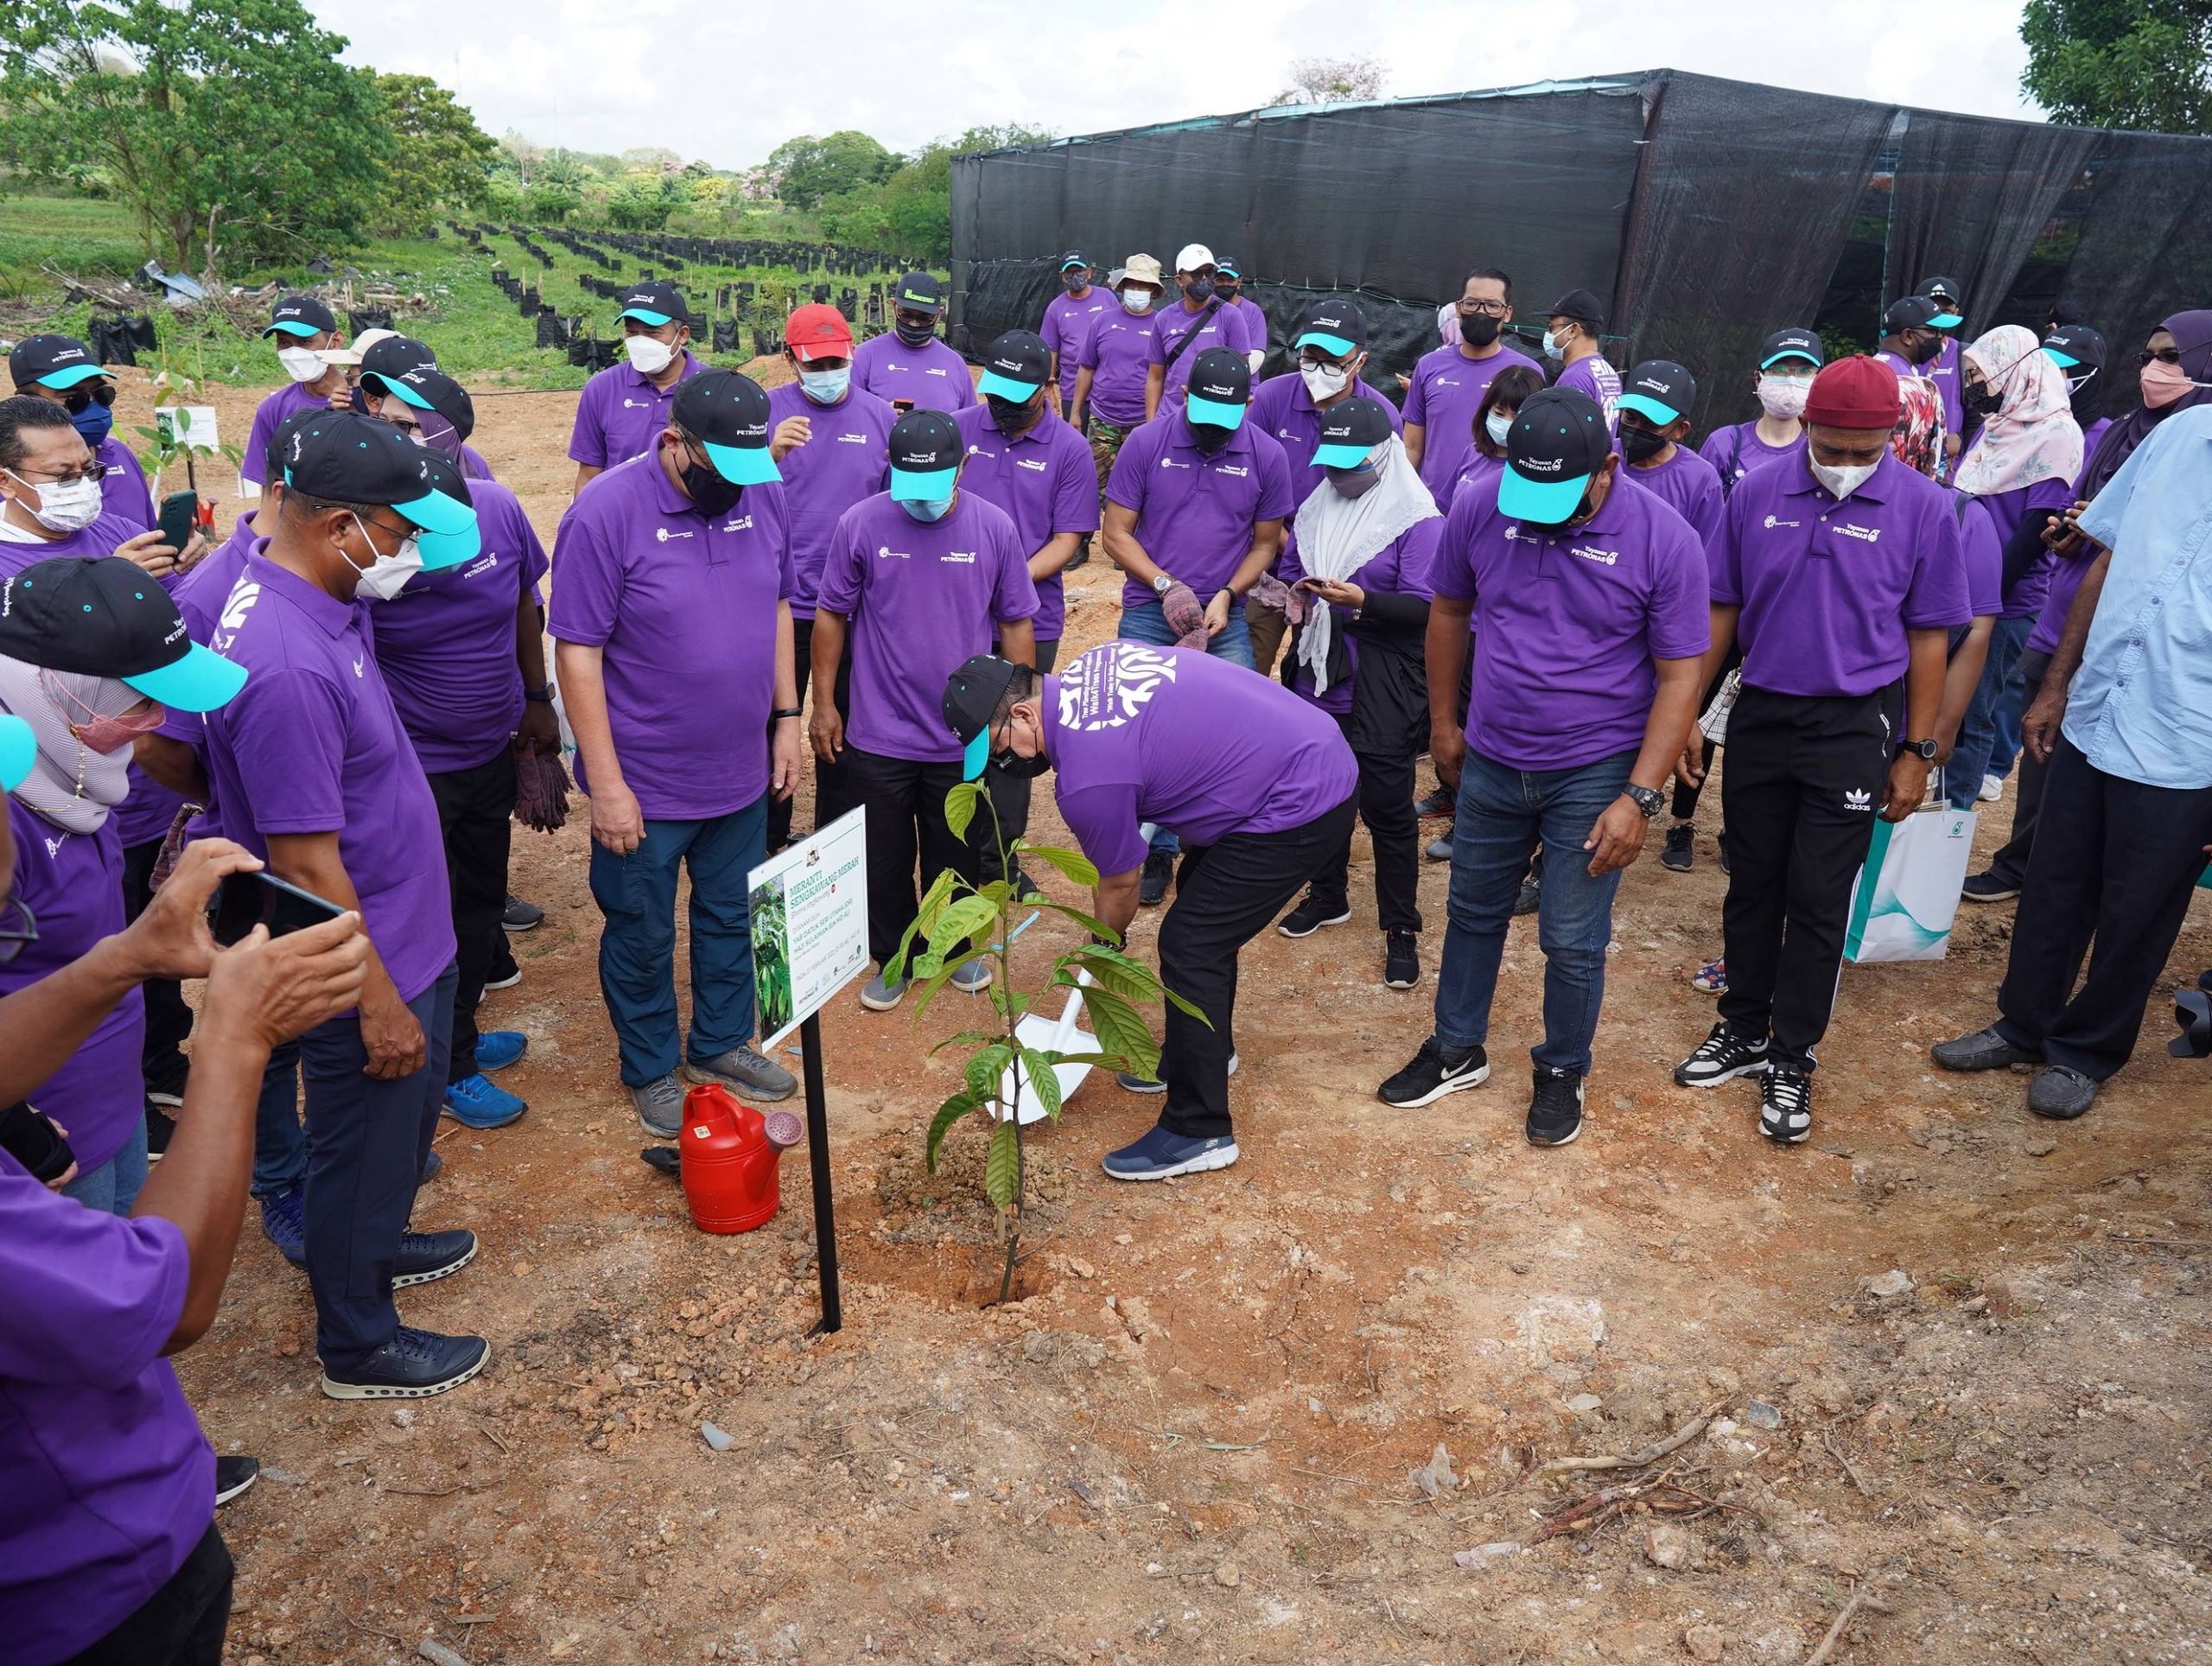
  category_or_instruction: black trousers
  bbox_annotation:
[1718,684,1900,1071]
[984,635,1061,850]
[1160,795,1358,1139]
[428,753,517,1084]
[1305,716,1422,933]
[847,745,987,967]
[65,1522,232,1666]
[1670,643,1744,822]
[121,836,194,1091]
[769,614,855,853]
[1985,649,2052,887]
[1994,737,2212,1079]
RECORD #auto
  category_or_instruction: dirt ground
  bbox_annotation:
[111,367,2212,1664]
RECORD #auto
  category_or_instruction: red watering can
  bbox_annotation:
[678,1082,804,1235]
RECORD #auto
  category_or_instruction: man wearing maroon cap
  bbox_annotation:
[1673,356,1970,1145]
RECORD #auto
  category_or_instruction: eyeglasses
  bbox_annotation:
[2139,347,2183,366]
[9,461,111,487]
[1458,300,1510,318]
[0,888,38,966]
[61,384,118,415]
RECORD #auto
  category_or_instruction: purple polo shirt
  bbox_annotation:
[240,382,328,486]
[1147,303,1255,409]
[1699,423,1805,493]
[1077,311,1160,427]
[2028,416,2113,657]
[201,554,455,1004]
[1554,354,1623,431]
[115,560,195,853]
[1622,444,1725,572]
[372,479,549,773]
[1955,493,2002,620]
[0,803,142,1174]
[814,491,1038,764]
[0,1159,209,1665]
[0,512,149,582]
[850,334,976,413]
[94,436,155,528]
[566,350,707,471]
[1403,343,1544,505]
[765,381,894,619]
[952,404,1098,643]
[1103,414,1296,607]
[1929,335,1963,437]
[1715,452,1972,698]
[1443,447,1504,509]
[1228,297,1268,353]
[1433,476,1709,769]
[1961,455,2078,620]
[1041,289,1118,403]
[1287,518,1443,715]
[459,442,494,482]
[1249,371,1403,578]
[1046,641,1357,875]
[548,454,793,820]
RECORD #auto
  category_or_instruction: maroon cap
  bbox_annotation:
[1804,355,1901,429]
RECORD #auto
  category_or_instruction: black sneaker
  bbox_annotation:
[144,1103,175,1162]
[392,1229,477,1289]
[1377,1037,1490,1108]
[1278,893,1351,938]
[1674,1021,1770,1088]
[501,893,543,932]
[1383,930,1419,989]
[1526,1066,1585,1146]
[1139,849,1173,907]
[1514,876,1541,917]
[1718,829,1731,875]
[1961,870,2022,904]
[321,1327,490,1401]
[143,1059,189,1110]
[1660,823,1695,873]
[1759,1065,1813,1143]
[214,1455,259,1506]
[1413,788,1453,818]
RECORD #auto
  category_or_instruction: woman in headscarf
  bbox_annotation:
[1274,397,1443,993]
[1943,325,2084,811]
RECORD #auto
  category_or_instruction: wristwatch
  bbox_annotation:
[1624,783,1665,819]
[524,684,554,704]
[1897,738,1940,761]
[1152,573,1174,595]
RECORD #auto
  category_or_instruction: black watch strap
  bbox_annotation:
[1898,738,1939,760]
[771,707,803,721]
[1624,783,1665,818]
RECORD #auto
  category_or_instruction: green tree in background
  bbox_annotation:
[372,72,498,233]
[766,130,899,210]
[0,0,393,270]
[820,126,1052,264]
[2021,0,2212,133]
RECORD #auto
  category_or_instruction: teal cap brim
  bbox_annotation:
[1759,351,1821,370]
[1312,441,1370,468]
[961,727,991,782]
[121,640,248,713]
[890,465,957,502]
[703,440,780,486]
[415,521,481,570]
[1497,466,1590,524]
[976,370,1043,403]
[1617,393,1684,427]
[1928,312,1962,329]
[1295,330,1357,358]
[263,321,323,338]
[617,308,675,327]
[2043,347,2082,368]
[393,487,475,536]
[383,378,435,410]
[1185,396,1247,429]
[0,713,34,792]
[35,364,111,390]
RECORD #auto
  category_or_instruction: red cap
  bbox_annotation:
[785,303,854,362]
[1804,355,1901,429]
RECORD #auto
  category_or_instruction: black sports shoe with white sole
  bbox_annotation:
[1383,930,1419,989]
[1525,1066,1585,1146]
[392,1229,477,1288]
[1759,1065,1813,1144]
[1377,1037,1490,1108]
[1674,1021,1770,1088]
[214,1455,259,1506]
[321,1327,490,1400]
[1279,893,1352,938]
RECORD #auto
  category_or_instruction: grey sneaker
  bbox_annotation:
[629,1072,684,1137]
[950,957,994,994]
[2027,1065,2098,1120]
[860,971,907,1011]
[1424,835,1452,862]
[685,1046,797,1101]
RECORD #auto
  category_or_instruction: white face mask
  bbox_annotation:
[1120,290,1153,316]
[1484,410,1515,446]
[798,366,850,405]
[277,346,327,384]
[1300,360,1352,402]
[1541,328,1567,362]
[4,469,105,533]
[1808,458,1878,501]
[626,334,677,375]
[1757,374,1813,420]
[347,513,424,601]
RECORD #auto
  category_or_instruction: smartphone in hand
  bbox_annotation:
[158,491,198,553]
[208,870,346,948]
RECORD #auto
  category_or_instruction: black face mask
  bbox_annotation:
[1182,277,1217,306]
[1191,420,1235,454]
[987,392,1041,436]
[1060,271,1087,291]
[680,460,743,518]
[894,318,936,347]
[1908,333,1944,366]
[1964,383,2003,419]
[1619,424,1669,465]
[991,747,1052,779]
[1458,312,1503,347]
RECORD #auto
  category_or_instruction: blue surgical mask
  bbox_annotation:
[1541,328,1567,361]
[799,366,850,405]
[900,495,954,524]
[69,402,114,446]
[1484,410,1514,446]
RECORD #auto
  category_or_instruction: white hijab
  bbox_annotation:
[1292,435,1439,693]
[0,653,143,834]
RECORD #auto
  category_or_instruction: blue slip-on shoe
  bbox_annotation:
[258,1182,308,1267]
[474,1030,528,1072]
[1102,1123,1241,1182]
[443,1074,528,1129]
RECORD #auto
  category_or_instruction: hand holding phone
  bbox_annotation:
[209,869,347,948]
[158,490,199,553]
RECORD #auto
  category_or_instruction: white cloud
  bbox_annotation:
[310,0,2043,169]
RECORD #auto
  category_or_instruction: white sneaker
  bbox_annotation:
[1977,773,2004,804]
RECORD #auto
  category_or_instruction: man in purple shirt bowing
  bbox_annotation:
[1378,388,1709,1147]
[569,281,708,496]
[200,410,492,1399]
[944,645,1357,1180]
[551,371,802,1139]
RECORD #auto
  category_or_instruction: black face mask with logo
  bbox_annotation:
[681,459,743,518]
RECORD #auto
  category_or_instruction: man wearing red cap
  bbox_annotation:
[1673,356,1970,1144]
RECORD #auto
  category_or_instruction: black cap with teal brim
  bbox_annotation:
[278,411,480,570]
[263,295,338,339]
[1294,296,1367,359]
[1312,396,1393,468]
[1185,348,1251,430]
[1758,327,1823,370]
[672,369,780,486]
[1617,360,1696,428]
[1918,275,1963,328]
[615,281,689,328]
[9,334,110,390]
[888,409,962,501]
[0,714,35,791]
[944,653,1021,782]
[2043,323,2105,371]
[976,331,1050,402]
[383,366,477,442]
[0,556,249,713]
[1497,387,1609,525]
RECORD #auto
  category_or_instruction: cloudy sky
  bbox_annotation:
[312,0,2044,169]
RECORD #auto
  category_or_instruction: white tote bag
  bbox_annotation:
[1844,805,1977,963]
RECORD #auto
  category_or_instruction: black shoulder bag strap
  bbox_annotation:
[1160,299,1224,374]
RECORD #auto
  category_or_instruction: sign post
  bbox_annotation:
[747,808,868,1333]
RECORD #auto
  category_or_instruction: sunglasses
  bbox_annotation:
[0,887,37,966]
[61,384,118,416]
[2139,347,2183,366]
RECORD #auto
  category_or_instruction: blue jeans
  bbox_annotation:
[1117,600,1255,855]
[1433,745,1636,1076]
[62,1112,149,1215]
[1949,614,2033,807]
[588,796,766,1087]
